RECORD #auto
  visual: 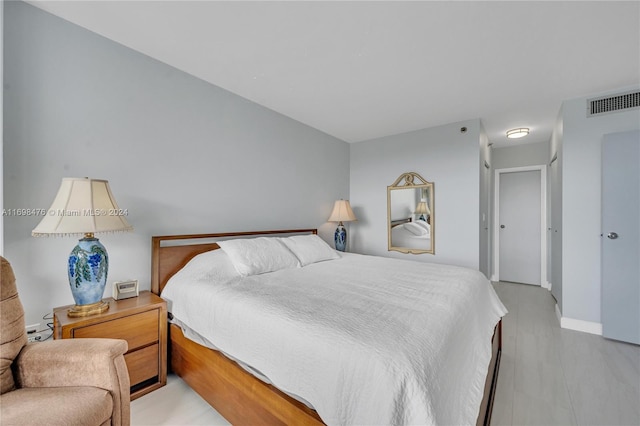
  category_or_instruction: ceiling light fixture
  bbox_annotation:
[506,128,530,139]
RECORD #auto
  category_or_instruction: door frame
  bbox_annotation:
[492,165,549,289]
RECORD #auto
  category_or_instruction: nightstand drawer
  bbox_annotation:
[125,343,159,385]
[72,309,159,350]
[53,291,167,400]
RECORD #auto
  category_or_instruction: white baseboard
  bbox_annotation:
[492,276,551,289]
[555,304,603,335]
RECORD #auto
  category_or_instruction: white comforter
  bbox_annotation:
[391,224,431,249]
[161,253,507,425]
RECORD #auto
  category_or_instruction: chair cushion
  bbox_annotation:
[0,257,27,394]
[0,386,113,426]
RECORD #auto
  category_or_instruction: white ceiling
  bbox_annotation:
[27,1,640,147]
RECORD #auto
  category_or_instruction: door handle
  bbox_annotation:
[607,232,619,239]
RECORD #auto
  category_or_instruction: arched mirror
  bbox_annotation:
[387,172,434,254]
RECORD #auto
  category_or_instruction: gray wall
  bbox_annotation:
[492,141,550,170]
[479,125,492,277]
[549,113,563,307]
[349,119,481,269]
[558,86,640,323]
[3,1,350,325]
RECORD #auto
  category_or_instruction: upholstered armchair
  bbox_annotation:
[0,256,131,426]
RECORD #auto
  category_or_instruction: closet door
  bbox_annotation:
[499,170,542,285]
[601,130,640,344]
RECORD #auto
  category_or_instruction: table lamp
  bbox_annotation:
[32,178,133,317]
[328,199,357,252]
[414,201,430,222]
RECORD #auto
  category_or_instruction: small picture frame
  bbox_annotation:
[113,280,139,300]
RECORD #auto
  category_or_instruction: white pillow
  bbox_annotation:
[404,222,428,236]
[218,237,300,276]
[164,249,239,288]
[279,234,340,266]
[414,220,430,234]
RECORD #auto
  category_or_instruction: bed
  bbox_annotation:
[151,229,506,425]
[390,218,431,250]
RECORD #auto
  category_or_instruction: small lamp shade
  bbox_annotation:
[328,200,356,252]
[32,178,132,317]
[327,200,357,223]
[414,201,430,221]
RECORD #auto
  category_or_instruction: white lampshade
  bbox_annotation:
[32,178,133,236]
[328,200,357,223]
[414,201,430,215]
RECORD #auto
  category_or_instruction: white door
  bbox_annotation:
[499,170,541,285]
[601,130,640,344]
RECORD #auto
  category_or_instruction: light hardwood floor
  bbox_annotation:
[491,281,639,426]
[131,282,640,425]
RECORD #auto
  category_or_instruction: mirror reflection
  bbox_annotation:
[387,172,434,254]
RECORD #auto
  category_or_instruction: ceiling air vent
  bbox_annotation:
[588,90,640,116]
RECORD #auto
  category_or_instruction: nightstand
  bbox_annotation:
[53,291,167,400]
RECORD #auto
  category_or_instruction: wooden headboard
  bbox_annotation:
[390,217,412,228]
[151,229,318,295]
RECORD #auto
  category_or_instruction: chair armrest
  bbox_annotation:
[15,338,131,426]
[15,338,128,389]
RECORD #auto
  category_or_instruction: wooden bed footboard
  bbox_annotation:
[170,323,323,425]
[477,320,502,426]
[152,229,502,426]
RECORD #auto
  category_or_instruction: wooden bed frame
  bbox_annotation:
[151,229,502,426]
[390,217,413,228]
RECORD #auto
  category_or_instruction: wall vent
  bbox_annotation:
[588,90,640,116]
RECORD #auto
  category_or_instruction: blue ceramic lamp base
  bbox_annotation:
[67,234,110,317]
[334,222,347,252]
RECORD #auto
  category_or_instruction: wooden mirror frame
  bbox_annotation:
[387,172,435,254]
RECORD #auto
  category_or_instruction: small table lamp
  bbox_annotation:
[328,199,357,252]
[414,201,430,222]
[32,178,133,317]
